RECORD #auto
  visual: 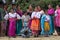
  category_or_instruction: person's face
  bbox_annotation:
[48,5,52,9]
[29,5,32,10]
[24,12,27,15]
[34,7,38,12]
[12,5,16,9]
[10,9,14,13]
[56,5,60,9]
[37,6,41,11]
[4,5,8,10]
[17,6,20,10]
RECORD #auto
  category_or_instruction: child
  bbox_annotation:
[41,10,52,37]
[31,7,40,37]
[20,11,31,38]
[4,9,20,37]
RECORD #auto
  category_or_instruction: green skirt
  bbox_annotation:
[16,19,22,35]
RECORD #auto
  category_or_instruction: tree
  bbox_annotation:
[0,0,60,10]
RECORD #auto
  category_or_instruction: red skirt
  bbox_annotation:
[30,19,40,31]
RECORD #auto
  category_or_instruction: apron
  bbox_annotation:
[44,21,50,32]
[31,19,40,30]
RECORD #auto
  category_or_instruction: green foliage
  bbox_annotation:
[16,0,60,10]
[0,0,60,10]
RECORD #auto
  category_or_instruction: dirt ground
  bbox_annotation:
[0,35,60,40]
[0,30,59,40]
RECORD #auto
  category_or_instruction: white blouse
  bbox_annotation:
[22,15,30,22]
[45,15,50,21]
[39,10,44,14]
[55,10,58,16]
[22,15,30,26]
[31,11,40,19]
[38,10,44,18]
[4,12,21,20]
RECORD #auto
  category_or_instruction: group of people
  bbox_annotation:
[0,2,60,38]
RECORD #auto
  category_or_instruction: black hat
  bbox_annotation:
[0,1,3,5]
[3,3,7,5]
[12,2,16,5]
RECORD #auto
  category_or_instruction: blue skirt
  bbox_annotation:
[16,19,22,35]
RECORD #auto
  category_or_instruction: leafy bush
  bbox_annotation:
[1,0,60,11]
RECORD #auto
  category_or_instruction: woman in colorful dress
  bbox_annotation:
[16,5,23,36]
[4,9,21,37]
[31,7,40,37]
[55,5,60,35]
[47,4,55,35]
[41,10,52,36]
[37,6,44,35]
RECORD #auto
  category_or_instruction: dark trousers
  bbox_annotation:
[5,20,9,36]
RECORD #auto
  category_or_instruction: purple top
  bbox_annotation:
[16,10,23,17]
[48,8,54,15]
